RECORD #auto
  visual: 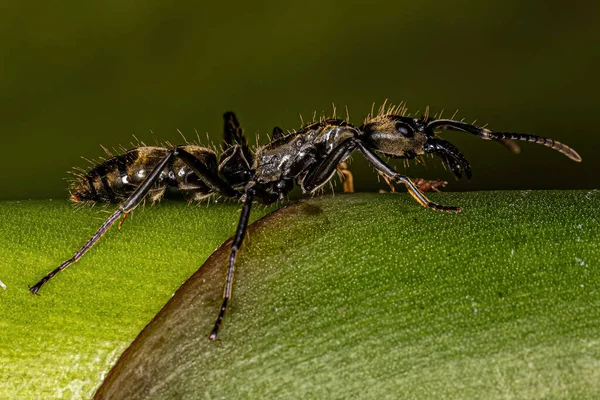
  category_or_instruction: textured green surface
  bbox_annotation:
[0,200,274,398]
[95,191,600,399]
[1,192,599,399]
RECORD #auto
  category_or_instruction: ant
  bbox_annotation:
[29,104,581,340]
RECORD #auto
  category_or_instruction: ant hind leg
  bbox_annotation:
[30,149,178,294]
[223,112,253,165]
[31,146,245,294]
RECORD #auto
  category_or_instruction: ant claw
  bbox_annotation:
[29,284,41,295]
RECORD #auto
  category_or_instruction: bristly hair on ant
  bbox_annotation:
[29,104,582,340]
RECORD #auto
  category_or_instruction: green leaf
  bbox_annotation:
[1,191,599,399]
[96,191,599,399]
[0,200,274,398]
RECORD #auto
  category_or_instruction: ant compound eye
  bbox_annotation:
[395,122,414,138]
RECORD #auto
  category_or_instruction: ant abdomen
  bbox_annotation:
[70,148,145,203]
[70,146,217,203]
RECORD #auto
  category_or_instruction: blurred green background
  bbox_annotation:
[1,1,598,200]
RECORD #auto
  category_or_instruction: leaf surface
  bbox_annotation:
[92,191,600,399]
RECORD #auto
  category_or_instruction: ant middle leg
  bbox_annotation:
[209,185,256,340]
[355,142,461,213]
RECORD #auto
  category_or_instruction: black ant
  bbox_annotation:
[29,104,581,340]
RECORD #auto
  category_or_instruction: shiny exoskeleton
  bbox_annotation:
[30,105,582,340]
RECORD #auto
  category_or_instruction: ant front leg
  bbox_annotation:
[337,161,354,193]
[356,141,461,213]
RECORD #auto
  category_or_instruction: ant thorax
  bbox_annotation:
[253,119,359,187]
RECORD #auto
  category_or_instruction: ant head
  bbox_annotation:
[360,115,429,158]
[362,115,429,136]
[360,114,472,179]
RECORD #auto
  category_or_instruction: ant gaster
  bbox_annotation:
[29,104,581,340]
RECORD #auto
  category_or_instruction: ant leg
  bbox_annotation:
[223,112,253,165]
[337,161,354,193]
[252,185,279,204]
[381,177,445,193]
[209,186,255,340]
[271,126,285,140]
[31,146,245,294]
[30,149,177,294]
[174,147,242,199]
[382,176,396,193]
[301,139,357,193]
[412,178,447,193]
[356,142,461,213]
